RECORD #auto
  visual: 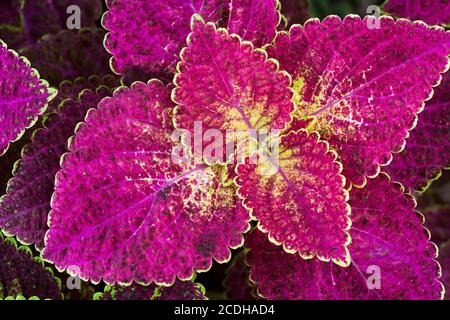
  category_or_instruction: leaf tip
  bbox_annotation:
[190,13,205,30]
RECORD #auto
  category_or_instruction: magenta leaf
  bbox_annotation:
[268,15,450,187]
[424,206,450,246]
[0,75,118,195]
[103,1,283,82]
[279,0,310,27]
[227,0,280,47]
[245,174,443,300]
[236,130,351,266]
[173,15,294,163]
[48,75,121,114]
[223,251,256,300]
[385,73,450,193]
[438,242,450,300]
[0,234,61,300]
[43,80,250,285]
[96,280,207,300]
[102,0,231,80]
[384,0,450,26]
[0,0,103,51]
[20,29,111,86]
[0,41,55,156]
[0,84,116,250]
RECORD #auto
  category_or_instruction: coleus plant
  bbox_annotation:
[0,0,449,300]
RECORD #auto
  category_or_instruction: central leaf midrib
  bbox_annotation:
[200,25,328,242]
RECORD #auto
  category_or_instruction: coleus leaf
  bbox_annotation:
[223,251,256,300]
[0,75,118,195]
[95,280,207,300]
[236,129,351,266]
[2,295,41,300]
[0,41,55,156]
[227,0,280,47]
[103,0,282,82]
[385,73,450,193]
[43,80,250,285]
[102,0,231,80]
[279,0,310,27]
[49,75,121,114]
[267,15,450,187]
[383,0,450,26]
[173,15,294,163]
[0,84,116,250]
[0,0,103,51]
[245,174,443,300]
[0,233,61,300]
[424,206,450,246]
[438,241,450,300]
[20,29,111,86]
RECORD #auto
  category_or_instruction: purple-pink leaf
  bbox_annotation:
[20,29,111,86]
[245,174,443,300]
[0,75,118,195]
[0,85,116,250]
[102,0,231,80]
[424,206,450,246]
[384,0,450,26]
[438,242,450,300]
[0,41,55,156]
[173,15,294,163]
[96,280,207,300]
[236,130,351,267]
[0,234,61,300]
[267,15,450,187]
[227,0,280,47]
[385,73,450,193]
[48,75,121,114]
[0,0,103,51]
[223,251,256,300]
[43,80,250,285]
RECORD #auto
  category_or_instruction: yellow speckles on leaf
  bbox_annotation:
[292,77,305,107]
[305,117,318,132]
[182,166,235,222]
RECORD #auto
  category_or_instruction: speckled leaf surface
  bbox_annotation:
[267,15,450,187]
[236,130,351,266]
[43,80,250,285]
[0,234,61,300]
[20,29,111,86]
[97,280,207,300]
[223,251,255,300]
[102,0,230,81]
[173,16,294,163]
[279,0,309,27]
[0,0,103,51]
[438,242,450,300]
[0,42,54,156]
[227,0,280,47]
[385,73,450,193]
[245,174,443,300]
[384,0,450,26]
[48,75,120,114]
[0,75,118,196]
[424,206,450,246]
[0,86,114,250]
